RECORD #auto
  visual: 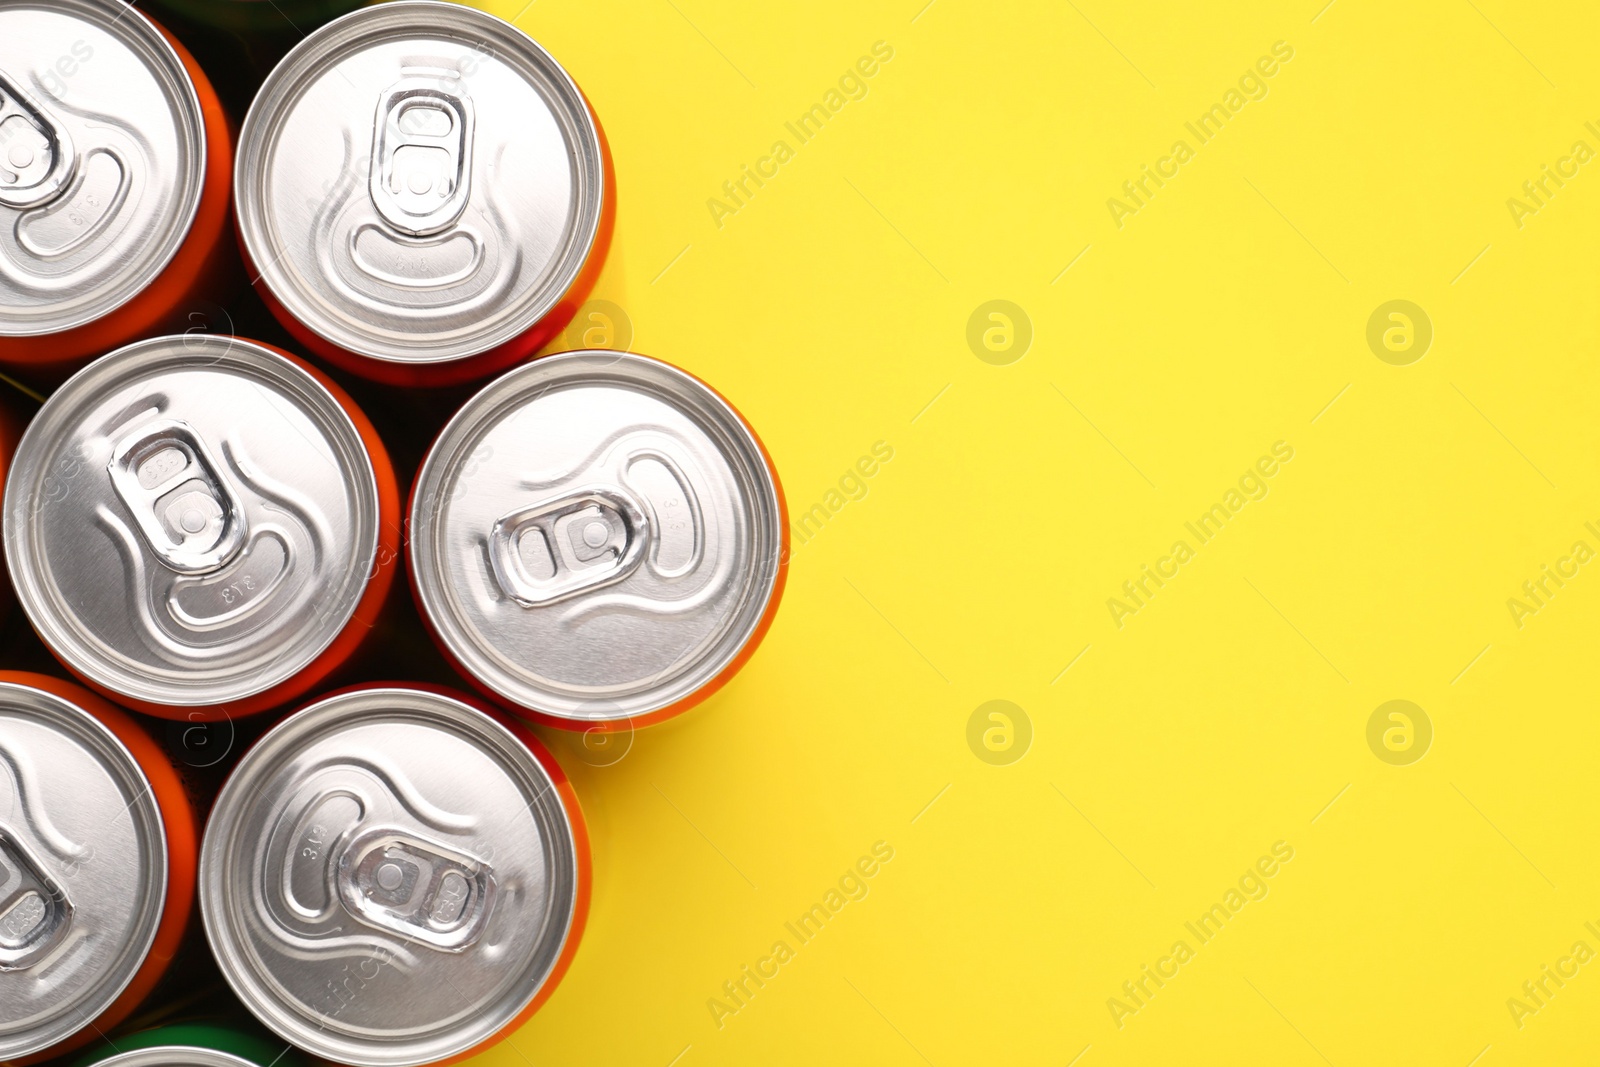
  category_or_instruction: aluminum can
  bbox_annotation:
[2,334,400,721]
[234,1,614,386]
[68,1022,304,1067]
[0,0,233,372]
[409,351,788,729]
[199,684,588,1067]
[0,672,196,1066]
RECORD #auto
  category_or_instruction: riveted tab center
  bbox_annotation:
[489,485,650,606]
[336,828,495,952]
[0,830,73,971]
[0,70,75,210]
[108,419,247,575]
[368,69,475,237]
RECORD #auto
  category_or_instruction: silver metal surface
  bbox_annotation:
[0,0,206,336]
[410,351,783,721]
[2,335,382,707]
[91,1050,258,1067]
[199,688,579,1067]
[0,682,168,1060]
[235,1,605,365]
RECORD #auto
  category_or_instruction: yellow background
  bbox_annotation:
[485,0,1600,1063]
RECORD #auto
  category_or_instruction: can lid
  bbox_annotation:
[2,335,383,708]
[199,687,580,1067]
[410,351,784,721]
[0,0,206,337]
[235,1,605,366]
[90,1051,257,1067]
[0,682,168,1060]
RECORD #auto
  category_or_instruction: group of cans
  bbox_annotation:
[0,2,787,1065]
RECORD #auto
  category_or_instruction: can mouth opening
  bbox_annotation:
[409,351,785,722]
[233,1,606,365]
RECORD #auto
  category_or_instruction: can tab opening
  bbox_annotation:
[108,420,248,575]
[0,829,74,971]
[0,71,76,210]
[489,486,649,606]
[337,829,495,952]
[369,68,475,237]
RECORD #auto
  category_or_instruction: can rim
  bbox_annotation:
[0,0,207,338]
[198,686,580,1067]
[1,334,382,707]
[0,681,169,1060]
[89,1049,259,1067]
[233,0,605,365]
[408,350,784,722]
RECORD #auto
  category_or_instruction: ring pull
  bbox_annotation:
[489,485,650,606]
[0,828,74,971]
[337,828,495,952]
[0,70,76,210]
[108,419,248,575]
[368,68,475,237]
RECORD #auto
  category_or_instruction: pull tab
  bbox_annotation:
[0,829,74,971]
[368,68,475,237]
[108,420,247,575]
[0,70,76,209]
[336,828,494,952]
[489,486,649,606]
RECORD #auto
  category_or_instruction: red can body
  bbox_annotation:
[198,683,589,1066]
[247,115,615,388]
[2,336,400,723]
[235,3,614,386]
[0,9,233,377]
[113,341,404,722]
[407,351,789,732]
[0,673,196,1066]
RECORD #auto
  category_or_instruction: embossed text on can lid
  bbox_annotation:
[234,1,605,365]
[2,335,382,708]
[409,351,784,722]
[0,682,167,1060]
[198,687,579,1067]
[0,0,206,337]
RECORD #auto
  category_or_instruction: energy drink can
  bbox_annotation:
[68,1022,303,1067]
[2,334,400,721]
[0,672,195,1066]
[408,351,788,729]
[0,0,233,373]
[199,684,587,1067]
[234,1,614,387]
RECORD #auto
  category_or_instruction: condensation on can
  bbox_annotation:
[1,335,400,721]
[0,672,195,1067]
[408,351,788,729]
[199,685,587,1067]
[0,0,233,372]
[234,1,613,386]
